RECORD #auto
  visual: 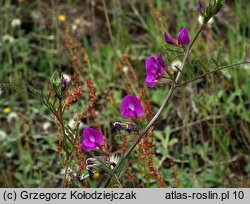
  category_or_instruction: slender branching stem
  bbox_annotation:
[176,62,250,88]
[98,24,206,188]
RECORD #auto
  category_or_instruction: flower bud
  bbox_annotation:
[50,72,61,91]
[177,27,190,45]
[113,121,139,134]
[61,75,68,91]
[164,32,177,45]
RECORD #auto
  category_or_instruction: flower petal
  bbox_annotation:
[145,56,159,75]
[197,1,203,12]
[81,142,95,152]
[120,95,144,118]
[94,132,104,147]
[145,75,156,88]
[145,56,164,77]
[81,128,104,152]
[164,32,177,45]
[157,52,167,68]
[177,27,190,45]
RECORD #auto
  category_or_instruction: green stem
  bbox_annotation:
[176,62,250,88]
[58,98,68,187]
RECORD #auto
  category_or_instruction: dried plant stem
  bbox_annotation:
[98,24,206,187]
[102,0,114,45]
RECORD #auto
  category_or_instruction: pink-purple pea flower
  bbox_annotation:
[120,95,144,118]
[81,128,104,152]
[145,75,157,88]
[164,28,190,46]
[157,52,167,68]
[177,27,190,45]
[145,53,166,88]
[164,32,177,45]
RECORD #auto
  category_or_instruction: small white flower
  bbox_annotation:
[72,24,77,31]
[60,167,76,182]
[108,154,120,170]
[171,60,182,72]
[198,15,214,27]
[122,66,128,73]
[42,121,51,131]
[11,18,21,27]
[2,35,15,43]
[31,11,41,20]
[208,17,214,25]
[0,130,7,141]
[7,112,18,123]
[79,121,84,129]
[62,73,71,82]
[198,15,203,25]
[48,35,55,40]
[68,119,77,130]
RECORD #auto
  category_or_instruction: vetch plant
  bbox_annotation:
[2,0,250,188]
[97,0,234,188]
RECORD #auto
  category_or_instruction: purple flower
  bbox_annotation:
[81,128,104,152]
[145,55,165,88]
[164,32,177,45]
[177,27,190,45]
[157,52,167,68]
[145,75,157,88]
[61,75,67,91]
[145,56,165,77]
[113,121,139,133]
[114,122,122,131]
[197,1,203,12]
[120,95,144,118]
